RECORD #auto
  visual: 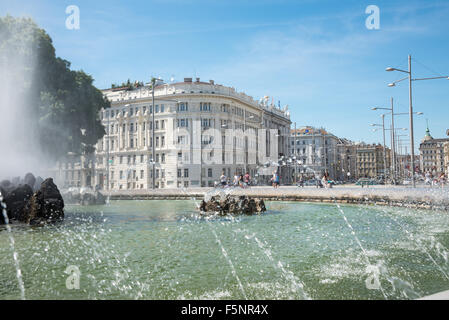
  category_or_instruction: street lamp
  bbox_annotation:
[148,78,183,189]
[371,98,397,183]
[370,115,387,183]
[386,55,449,187]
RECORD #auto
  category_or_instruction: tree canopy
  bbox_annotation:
[0,15,109,160]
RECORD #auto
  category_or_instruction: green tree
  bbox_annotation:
[0,15,109,160]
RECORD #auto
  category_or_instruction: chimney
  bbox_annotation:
[184,77,192,83]
[209,80,214,85]
[196,77,200,82]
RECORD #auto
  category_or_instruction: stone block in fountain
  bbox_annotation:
[1,177,64,225]
[199,194,266,215]
[61,187,106,205]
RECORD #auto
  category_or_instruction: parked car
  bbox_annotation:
[355,178,377,187]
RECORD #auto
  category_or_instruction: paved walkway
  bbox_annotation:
[418,290,449,300]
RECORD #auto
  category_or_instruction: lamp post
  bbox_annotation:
[148,78,183,189]
[150,78,157,189]
[386,55,449,187]
[372,98,422,183]
[370,114,387,183]
[372,98,396,183]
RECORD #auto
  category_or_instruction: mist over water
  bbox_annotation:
[0,21,55,180]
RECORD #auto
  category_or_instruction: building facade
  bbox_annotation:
[55,78,291,189]
[335,139,358,181]
[288,126,339,179]
[419,127,449,176]
[444,142,449,177]
[356,143,390,179]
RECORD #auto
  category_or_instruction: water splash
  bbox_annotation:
[333,200,388,299]
[180,187,247,299]
[372,203,449,282]
[0,191,26,300]
[243,230,310,299]
[210,226,247,299]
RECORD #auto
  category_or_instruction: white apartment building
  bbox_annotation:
[419,127,449,176]
[71,77,291,190]
[288,126,339,179]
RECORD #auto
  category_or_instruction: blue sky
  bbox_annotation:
[1,0,449,151]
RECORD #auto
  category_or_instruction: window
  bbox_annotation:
[177,169,182,177]
[178,152,182,161]
[200,102,211,111]
[161,120,165,129]
[201,118,211,128]
[177,119,189,128]
[184,168,189,177]
[140,170,144,179]
[208,168,212,177]
[161,136,165,147]
[160,104,164,113]
[177,102,188,111]
[120,171,123,179]
[120,156,123,164]
[155,105,159,113]
[140,154,144,163]
[161,153,165,163]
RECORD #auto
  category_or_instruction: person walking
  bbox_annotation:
[243,172,251,188]
[220,172,227,188]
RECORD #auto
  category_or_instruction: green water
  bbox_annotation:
[1,200,449,300]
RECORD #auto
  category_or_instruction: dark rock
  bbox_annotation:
[200,194,266,215]
[3,184,33,222]
[24,178,64,225]
[0,180,14,194]
[81,192,95,205]
[62,188,106,205]
[94,191,106,205]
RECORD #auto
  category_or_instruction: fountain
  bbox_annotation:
[0,190,26,300]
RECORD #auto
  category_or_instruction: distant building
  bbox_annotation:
[419,126,449,176]
[335,139,358,181]
[356,143,390,179]
[443,142,449,177]
[54,78,291,189]
[288,126,339,179]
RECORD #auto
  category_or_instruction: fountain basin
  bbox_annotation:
[1,200,449,299]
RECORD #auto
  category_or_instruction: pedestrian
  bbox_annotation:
[233,173,240,187]
[243,172,251,188]
[220,171,227,188]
